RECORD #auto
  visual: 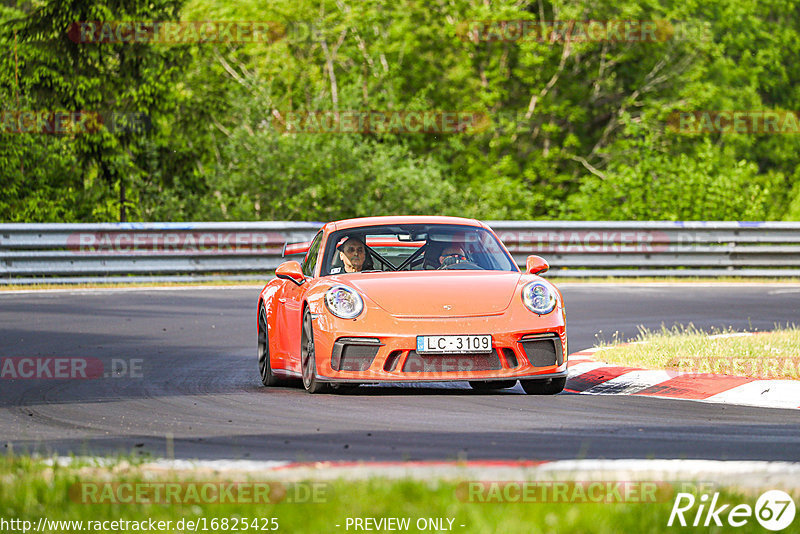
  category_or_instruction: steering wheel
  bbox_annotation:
[438,254,468,269]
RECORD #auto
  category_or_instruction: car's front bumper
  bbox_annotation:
[309,305,567,383]
[315,369,568,384]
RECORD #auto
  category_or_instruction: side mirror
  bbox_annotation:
[525,255,549,275]
[275,261,305,285]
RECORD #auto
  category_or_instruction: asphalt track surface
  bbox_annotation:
[1,284,799,462]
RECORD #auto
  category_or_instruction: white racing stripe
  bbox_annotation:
[707,332,754,339]
[566,358,596,367]
[567,361,609,378]
[705,380,800,410]
[533,459,800,492]
[583,370,676,395]
[45,457,291,471]
[43,457,800,490]
[768,288,800,295]
[572,347,608,354]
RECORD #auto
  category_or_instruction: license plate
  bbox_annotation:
[416,335,492,354]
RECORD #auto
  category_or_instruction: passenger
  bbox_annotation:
[337,236,367,273]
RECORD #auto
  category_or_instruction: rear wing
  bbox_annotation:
[282,237,424,258]
[282,241,311,257]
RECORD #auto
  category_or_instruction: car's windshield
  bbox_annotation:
[321,224,517,275]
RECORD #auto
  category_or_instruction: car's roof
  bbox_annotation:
[326,216,486,232]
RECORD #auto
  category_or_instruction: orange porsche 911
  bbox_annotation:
[257,216,567,394]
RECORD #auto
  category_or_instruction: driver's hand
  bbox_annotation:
[439,254,465,268]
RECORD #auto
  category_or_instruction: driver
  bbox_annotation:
[438,245,467,267]
[337,236,367,273]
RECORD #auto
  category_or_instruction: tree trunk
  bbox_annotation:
[119,179,127,222]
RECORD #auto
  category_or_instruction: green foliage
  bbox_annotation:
[1,0,799,222]
[571,122,784,220]
[1,0,194,221]
[206,126,458,221]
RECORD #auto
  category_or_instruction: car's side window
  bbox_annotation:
[302,232,323,277]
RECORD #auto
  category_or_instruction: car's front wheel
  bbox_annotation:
[258,303,283,386]
[520,377,566,395]
[301,308,331,394]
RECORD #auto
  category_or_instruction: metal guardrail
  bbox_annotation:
[1,221,799,284]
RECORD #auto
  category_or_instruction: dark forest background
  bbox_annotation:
[2,0,799,222]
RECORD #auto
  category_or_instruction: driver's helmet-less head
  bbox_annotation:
[337,236,367,272]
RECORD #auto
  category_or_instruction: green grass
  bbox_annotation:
[0,455,784,533]
[594,324,800,379]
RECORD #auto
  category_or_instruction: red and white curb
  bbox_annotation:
[46,457,800,491]
[567,347,800,410]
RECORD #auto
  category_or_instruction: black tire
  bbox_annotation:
[469,380,517,391]
[520,377,566,395]
[258,303,283,386]
[301,308,331,394]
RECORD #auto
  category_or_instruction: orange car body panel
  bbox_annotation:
[258,216,567,383]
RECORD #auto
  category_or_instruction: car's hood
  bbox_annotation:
[343,271,521,317]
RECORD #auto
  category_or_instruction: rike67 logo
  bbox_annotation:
[668,490,796,531]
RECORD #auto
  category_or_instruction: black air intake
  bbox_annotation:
[402,351,502,373]
[519,335,563,367]
[331,338,381,371]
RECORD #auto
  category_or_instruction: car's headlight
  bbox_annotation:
[325,285,364,319]
[522,281,557,315]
